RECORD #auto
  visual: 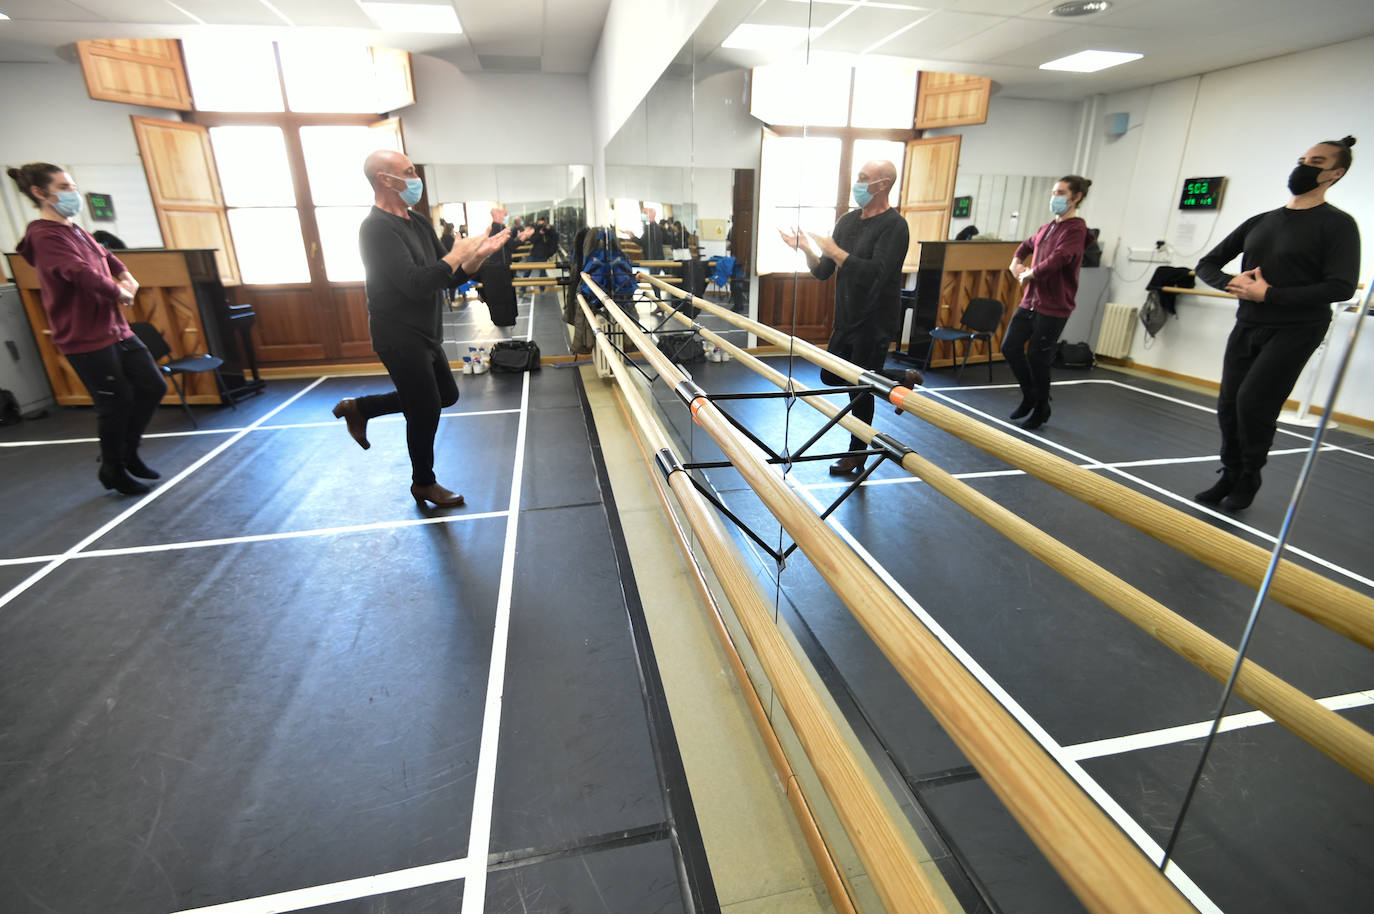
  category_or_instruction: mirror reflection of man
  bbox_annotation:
[620,206,666,267]
[780,159,921,475]
[331,149,509,508]
[479,206,535,330]
[529,216,559,276]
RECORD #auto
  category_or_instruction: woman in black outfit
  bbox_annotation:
[1194,136,1360,510]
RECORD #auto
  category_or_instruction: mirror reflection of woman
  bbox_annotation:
[1004,175,1092,429]
[10,162,166,495]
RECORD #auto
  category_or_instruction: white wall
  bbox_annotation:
[403,54,593,166]
[925,96,1083,177]
[0,61,175,257]
[1085,36,1374,421]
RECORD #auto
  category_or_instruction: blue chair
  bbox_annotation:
[130,322,235,428]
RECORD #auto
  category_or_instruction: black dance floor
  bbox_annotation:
[0,341,710,913]
[653,353,1374,914]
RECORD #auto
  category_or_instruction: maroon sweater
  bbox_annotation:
[1014,217,1088,317]
[17,219,131,355]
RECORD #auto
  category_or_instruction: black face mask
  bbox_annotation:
[1287,163,1325,195]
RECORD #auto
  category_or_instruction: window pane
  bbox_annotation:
[758,206,838,274]
[300,125,401,206]
[316,206,371,282]
[228,209,309,283]
[209,127,295,206]
[280,41,378,113]
[851,63,918,128]
[182,38,283,112]
[851,139,907,200]
[467,201,498,233]
[750,63,851,127]
[760,136,842,208]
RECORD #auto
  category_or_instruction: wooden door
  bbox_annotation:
[132,116,241,286]
[900,136,961,270]
[914,72,991,129]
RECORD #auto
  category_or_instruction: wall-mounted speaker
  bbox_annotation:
[1105,112,1129,137]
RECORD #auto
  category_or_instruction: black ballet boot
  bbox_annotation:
[124,452,161,480]
[1019,400,1051,430]
[1221,470,1262,511]
[98,461,151,496]
[1194,467,1237,506]
[1009,395,1035,420]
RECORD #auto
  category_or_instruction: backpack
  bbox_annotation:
[1055,341,1095,368]
[488,339,541,373]
[1140,290,1169,339]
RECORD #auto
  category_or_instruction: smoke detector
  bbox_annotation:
[1051,1,1112,16]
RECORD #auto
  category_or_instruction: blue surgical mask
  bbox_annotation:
[52,190,83,219]
[398,177,423,206]
[1050,195,1070,216]
[852,181,874,208]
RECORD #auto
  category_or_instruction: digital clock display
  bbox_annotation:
[953,195,972,218]
[86,192,116,221]
[1179,177,1224,210]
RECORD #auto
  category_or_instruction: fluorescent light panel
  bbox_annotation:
[722,23,821,51]
[1040,49,1142,72]
[359,2,462,34]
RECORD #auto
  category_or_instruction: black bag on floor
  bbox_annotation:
[489,340,542,372]
[0,389,20,426]
[656,332,704,365]
[1055,341,1095,368]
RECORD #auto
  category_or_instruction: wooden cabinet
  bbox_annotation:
[907,241,1022,367]
[5,249,257,407]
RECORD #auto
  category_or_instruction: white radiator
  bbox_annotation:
[1096,302,1139,359]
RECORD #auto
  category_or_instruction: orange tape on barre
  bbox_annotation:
[888,386,911,407]
[689,396,708,425]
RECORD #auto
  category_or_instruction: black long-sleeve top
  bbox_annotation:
[360,206,468,349]
[810,208,910,343]
[1195,203,1360,326]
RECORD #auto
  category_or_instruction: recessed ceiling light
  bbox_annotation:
[0,12,10,21]
[721,24,820,51]
[1040,49,1142,73]
[1051,0,1112,16]
[359,2,462,34]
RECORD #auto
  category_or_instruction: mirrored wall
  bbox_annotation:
[584,3,1374,914]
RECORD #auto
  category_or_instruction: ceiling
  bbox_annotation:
[0,0,1372,100]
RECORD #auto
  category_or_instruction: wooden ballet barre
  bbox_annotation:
[632,260,683,268]
[639,272,1374,655]
[577,292,921,914]
[649,298,1374,789]
[586,273,1196,914]
[510,261,561,271]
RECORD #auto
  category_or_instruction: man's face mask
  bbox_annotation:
[1287,163,1327,195]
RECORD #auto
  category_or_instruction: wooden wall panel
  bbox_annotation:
[759,274,836,344]
[333,286,373,359]
[77,39,191,110]
[914,72,991,129]
[245,287,328,363]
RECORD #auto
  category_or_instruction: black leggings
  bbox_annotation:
[356,341,459,486]
[1217,321,1326,473]
[1001,307,1068,405]
[65,336,167,468]
[821,334,891,452]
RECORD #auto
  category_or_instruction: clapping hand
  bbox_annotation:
[778,227,813,254]
[1226,266,1269,302]
[517,226,534,243]
[807,231,842,260]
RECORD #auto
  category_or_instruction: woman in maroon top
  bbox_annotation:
[1003,175,1092,429]
[10,163,166,495]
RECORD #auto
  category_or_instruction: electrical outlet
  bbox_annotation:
[1127,247,1174,263]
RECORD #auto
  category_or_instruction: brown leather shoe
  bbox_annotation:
[332,398,370,450]
[902,368,924,388]
[828,455,865,476]
[411,482,465,508]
